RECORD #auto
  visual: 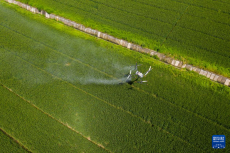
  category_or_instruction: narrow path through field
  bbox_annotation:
[37,0,229,40]
[0,128,32,153]
[1,23,229,134]
[35,0,163,37]
[212,0,230,5]
[134,0,230,26]
[171,0,230,15]
[0,83,112,153]
[130,0,183,14]
[161,1,192,46]
[86,0,175,24]
[1,1,229,152]
[0,47,206,152]
[88,0,228,41]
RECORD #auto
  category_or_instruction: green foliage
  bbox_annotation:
[0,85,106,153]
[13,0,230,77]
[165,12,230,72]
[0,2,230,152]
[152,55,159,60]
[0,130,28,153]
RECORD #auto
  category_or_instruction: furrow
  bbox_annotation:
[0,23,115,79]
[1,23,229,132]
[171,0,230,15]
[44,0,165,37]
[1,48,204,152]
[87,0,176,24]
[161,2,191,46]
[133,0,230,27]
[0,128,32,153]
[133,86,230,133]
[0,83,112,153]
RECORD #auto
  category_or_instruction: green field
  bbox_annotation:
[15,0,230,77]
[1,1,230,152]
[0,129,28,153]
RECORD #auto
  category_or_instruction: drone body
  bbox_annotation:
[126,63,152,83]
[135,71,144,78]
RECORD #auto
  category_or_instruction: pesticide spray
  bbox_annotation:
[45,51,135,85]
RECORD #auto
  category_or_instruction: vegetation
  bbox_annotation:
[14,0,230,77]
[0,85,106,153]
[0,129,28,153]
[164,1,230,76]
[1,1,230,152]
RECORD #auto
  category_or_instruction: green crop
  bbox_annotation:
[13,0,230,77]
[0,85,107,153]
[0,129,28,153]
[1,2,230,152]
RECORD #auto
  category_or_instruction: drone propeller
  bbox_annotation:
[132,63,142,70]
[126,70,132,80]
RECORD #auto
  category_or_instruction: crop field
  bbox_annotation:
[1,1,230,152]
[15,0,230,77]
[0,129,28,153]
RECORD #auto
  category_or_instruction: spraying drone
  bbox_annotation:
[125,63,152,84]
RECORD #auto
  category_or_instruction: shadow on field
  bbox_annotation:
[118,73,139,89]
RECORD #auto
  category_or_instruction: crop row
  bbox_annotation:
[2,0,230,86]
[40,0,230,43]
[0,84,107,153]
[216,0,230,4]
[163,0,230,75]
[13,0,230,80]
[1,8,230,152]
[49,0,175,38]
[163,38,230,73]
[2,2,230,131]
[15,0,230,64]
[17,0,178,41]
[185,5,230,26]
[2,24,230,135]
[172,0,230,14]
[1,3,230,151]
[129,0,189,14]
[178,14,230,41]
[2,38,230,152]
[83,0,182,25]
[8,0,230,84]
[166,26,230,69]
[0,129,28,153]
[0,8,192,151]
[0,48,214,152]
[1,48,201,152]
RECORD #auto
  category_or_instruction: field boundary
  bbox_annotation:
[4,0,230,87]
[161,3,191,46]
[3,44,228,151]
[0,83,112,153]
[0,74,203,152]
[2,28,229,133]
[0,128,32,153]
